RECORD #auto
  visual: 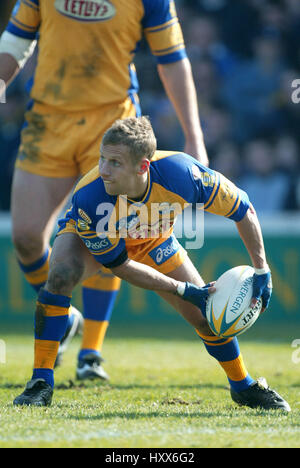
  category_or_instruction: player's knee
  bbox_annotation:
[12,229,44,260]
[194,315,213,336]
[47,260,84,295]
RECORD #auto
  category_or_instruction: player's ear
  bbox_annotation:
[137,159,150,175]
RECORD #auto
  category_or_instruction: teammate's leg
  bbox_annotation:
[11,169,82,350]
[76,270,121,381]
[11,168,76,278]
[13,233,101,406]
[157,255,255,393]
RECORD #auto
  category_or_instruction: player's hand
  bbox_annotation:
[251,269,273,314]
[176,282,216,316]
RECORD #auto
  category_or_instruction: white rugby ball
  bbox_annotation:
[206,265,262,338]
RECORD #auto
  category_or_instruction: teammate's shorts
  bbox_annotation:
[15,97,138,178]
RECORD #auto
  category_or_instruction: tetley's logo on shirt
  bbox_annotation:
[55,0,116,22]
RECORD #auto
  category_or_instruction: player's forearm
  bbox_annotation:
[157,58,208,164]
[158,58,201,140]
[112,259,179,294]
[236,205,268,270]
[0,53,19,87]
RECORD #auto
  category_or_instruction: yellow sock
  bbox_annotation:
[81,319,109,353]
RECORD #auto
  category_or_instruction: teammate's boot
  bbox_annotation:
[13,379,53,407]
[54,307,83,368]
[76,353,109,381]
[230,377,291,412]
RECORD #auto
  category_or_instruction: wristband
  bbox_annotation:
[176,282,186,296]
[0,31,36,68]
[254,265,270,275]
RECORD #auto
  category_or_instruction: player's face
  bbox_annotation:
[99,144,148,198]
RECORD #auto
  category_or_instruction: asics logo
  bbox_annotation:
[155,244,175,264]
[149,236,180,265]
[84,238,112,251]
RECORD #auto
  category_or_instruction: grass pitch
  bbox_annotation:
[0,324,300,448]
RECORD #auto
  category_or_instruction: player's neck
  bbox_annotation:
[127,171,149,202]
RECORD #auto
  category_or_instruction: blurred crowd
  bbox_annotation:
[0,0,300,213]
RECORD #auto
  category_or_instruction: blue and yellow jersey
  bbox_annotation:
[58,152,250,268]
[6,0,186,111]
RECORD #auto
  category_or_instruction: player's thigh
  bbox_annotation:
[47,233,101,295]
[157,255,212,333]
[11,168,77,251]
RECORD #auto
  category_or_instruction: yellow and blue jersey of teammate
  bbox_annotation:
[58,151,250,268]
[7,0,186,112]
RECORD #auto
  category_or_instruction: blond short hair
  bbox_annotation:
[102,116,157,164]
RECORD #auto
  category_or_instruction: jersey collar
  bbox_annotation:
[120,168,152,205]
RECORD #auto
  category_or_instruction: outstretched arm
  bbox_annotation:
[236,204,268,270]
[111,258,215,317]
[236,204,272,312]
[112,258,179,294]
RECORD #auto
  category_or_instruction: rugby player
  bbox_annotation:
[13,116,290,411]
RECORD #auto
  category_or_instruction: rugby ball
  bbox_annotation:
[206,265,262,338]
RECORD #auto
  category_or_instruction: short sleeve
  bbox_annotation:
[189,167,250,221]
[142,0,186,64]
[6,0,40,40]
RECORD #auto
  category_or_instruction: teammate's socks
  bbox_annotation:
[79,272,120,359]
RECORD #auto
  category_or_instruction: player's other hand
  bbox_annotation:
[251,271,273,314]
[177,282,216,316]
